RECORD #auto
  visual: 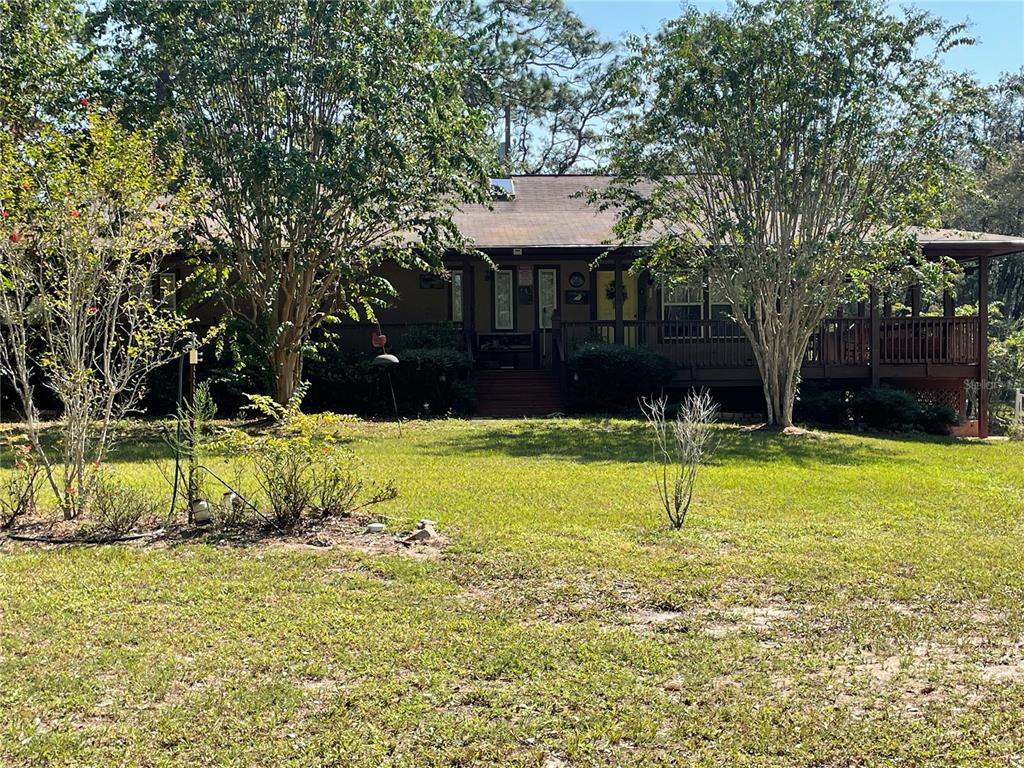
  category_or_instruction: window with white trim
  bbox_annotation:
[662,282,702,338]
[494,269,514,330]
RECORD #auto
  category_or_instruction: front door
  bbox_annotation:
[596,270,638,345]
[537,267,558,367]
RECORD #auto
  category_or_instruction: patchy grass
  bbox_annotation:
[1,419,1023,766]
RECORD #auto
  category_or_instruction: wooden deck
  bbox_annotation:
[559,316,980,385]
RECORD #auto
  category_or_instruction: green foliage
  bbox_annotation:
[0,438,42,529]
[945,69,1024,319]
[917,401,960,436]
[395,323,466,353]
[89,470,158,535]
[0,109,197,518]
[447,0,618,173]
[851,387,923,431]
[220,389,393,529]
[98,0,491,403]
[0,0,91,130]
[305,331,473,417]
[795,388,850,427]
[989,324,1024,387]
[597,0,978,425]
[567,342,676,413]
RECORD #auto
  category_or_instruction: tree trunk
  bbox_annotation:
[748,325,806,429]
[271,343,304,404]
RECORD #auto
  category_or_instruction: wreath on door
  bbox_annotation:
[605,281,628,302]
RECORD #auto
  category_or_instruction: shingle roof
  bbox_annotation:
[453,175,1024,258]
[453,175,627,248]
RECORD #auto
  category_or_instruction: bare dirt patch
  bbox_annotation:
[1,513,447,559]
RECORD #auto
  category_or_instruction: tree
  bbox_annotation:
[97,0,490,403]
[0,110,195,519]
[0,0,90,129]
[448,0,619,173]
[597,0,977,426]
[947,69,1024,319]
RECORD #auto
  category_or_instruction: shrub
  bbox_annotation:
[250,439,318,528]
[396,322,465,352]
[306,344,472,416]
[641,391,719,529]
[90,472,158,535]
[917,401,959,435]
[796,388,849,426]
[568,342,676,413]
[850,386,922,431]
[311,451,398,519]
[390,346,473,416]
[0,440,42,529]
[221,386,396,528]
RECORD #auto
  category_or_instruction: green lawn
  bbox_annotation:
[2,419,1023,766]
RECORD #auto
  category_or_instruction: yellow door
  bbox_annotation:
[596,271,638,345]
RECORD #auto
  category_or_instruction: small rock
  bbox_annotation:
[402,525,436,542]
[365,522,385,534]
[662,678,685,692]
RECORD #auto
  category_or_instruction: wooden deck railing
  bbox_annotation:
[560,316,979,369]
[877,317,978,365]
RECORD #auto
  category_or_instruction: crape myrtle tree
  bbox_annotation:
[0,0,91,127]
[595,0,979,427]
[98,0,491,403]
[0,111,196,519]
[447,0,620,173]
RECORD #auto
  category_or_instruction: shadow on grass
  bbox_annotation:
[430,419,909,467]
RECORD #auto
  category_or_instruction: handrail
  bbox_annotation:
[558,316,979,369]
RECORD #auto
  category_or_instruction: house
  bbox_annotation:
[345,175,1024,432]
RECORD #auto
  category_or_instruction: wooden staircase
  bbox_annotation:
[473,369,563,417]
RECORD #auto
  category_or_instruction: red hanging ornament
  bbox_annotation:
[371,332,388,349]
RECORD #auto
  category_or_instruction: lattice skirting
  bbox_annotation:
[893,380,968,419]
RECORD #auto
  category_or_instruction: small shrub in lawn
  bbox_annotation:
[641,390,719,529]
[311,451,398,519]
[222,384,397,528]
[90,471,158,535]
[569,342,676,413]
[0,440,42,529]
[850,386,923,431]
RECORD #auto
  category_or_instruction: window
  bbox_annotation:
[494,269,514,330]
[538,268,557,329]
[450,270,463,323]
[662,282,702,337]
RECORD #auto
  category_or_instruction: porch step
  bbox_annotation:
[473,369,563,417]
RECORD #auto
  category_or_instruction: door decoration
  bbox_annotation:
[605,281,628,301]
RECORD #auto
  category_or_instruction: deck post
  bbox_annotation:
[978,254,990,439]
[869,285,880,386]
[614,255,624,345]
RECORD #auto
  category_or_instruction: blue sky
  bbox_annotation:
[567,0,1024,85]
